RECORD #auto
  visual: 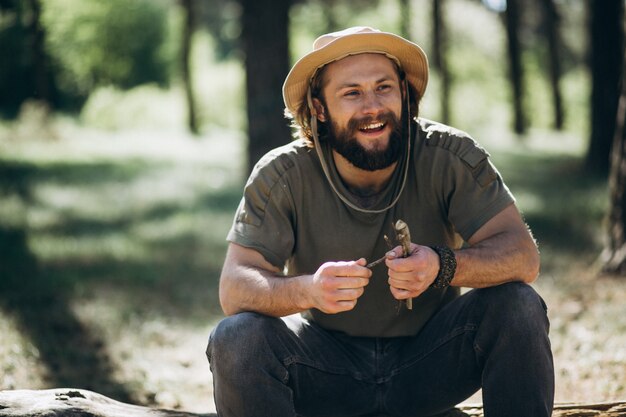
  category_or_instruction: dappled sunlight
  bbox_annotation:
[0,122,245,168]
[70,289,218,412]
[0,120,241,409]
[535,267,626,402]
[0,312,48,391]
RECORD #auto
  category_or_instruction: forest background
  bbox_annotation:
[0,0,625,413]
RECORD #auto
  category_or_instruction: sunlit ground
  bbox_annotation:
[0,114,624,412]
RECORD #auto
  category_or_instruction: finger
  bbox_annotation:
[334,277,370,290]
[335,299,358,311]
[336,287,365,300]
[320,298,357,314]
[388,276,408,290]
[389,270,430,288]
[389,286,412,300]
[355,257,367,266]
[328,263,372,278]
[388,275,416,292]
[387,267,419,281]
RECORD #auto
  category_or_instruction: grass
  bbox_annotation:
[0,116,624,412]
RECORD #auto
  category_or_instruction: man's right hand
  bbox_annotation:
[220,244,372,317]
[307,258,372,314]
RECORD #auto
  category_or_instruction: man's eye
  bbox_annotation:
[378,84,392,92]
[344,90,360,97]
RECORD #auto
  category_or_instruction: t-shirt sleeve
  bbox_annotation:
[226,155,296,269]
[431,132,515,241]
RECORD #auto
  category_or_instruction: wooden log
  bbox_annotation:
[0,389,214,417]
[0,389,625,417]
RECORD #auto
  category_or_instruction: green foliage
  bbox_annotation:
[78,32,246,132]
[41,0,171,107]
[191,32,246,131]
[80,84,185,131]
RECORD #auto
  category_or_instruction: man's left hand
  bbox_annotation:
[385,243,440,300]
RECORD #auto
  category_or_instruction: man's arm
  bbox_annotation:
[386,203,540,301]
[453,203,540,286]
[219,243,372,316]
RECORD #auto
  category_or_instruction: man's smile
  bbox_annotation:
[359,121,386,132]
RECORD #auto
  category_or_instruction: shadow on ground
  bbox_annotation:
[0,225,137,403]
[0,158,240,405]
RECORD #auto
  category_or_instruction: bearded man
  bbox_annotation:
[207,27,554,417]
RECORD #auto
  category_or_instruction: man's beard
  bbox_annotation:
[323,111,404,172]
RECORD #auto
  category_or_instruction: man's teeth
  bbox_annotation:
[361,122,384,131]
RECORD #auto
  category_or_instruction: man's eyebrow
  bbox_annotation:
[335,76,397,90]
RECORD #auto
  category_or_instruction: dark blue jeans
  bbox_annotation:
[207,282,554,417]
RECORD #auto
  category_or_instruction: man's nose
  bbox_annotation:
[360,91,385,115]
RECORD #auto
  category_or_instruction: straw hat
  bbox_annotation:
[282,26,429,115]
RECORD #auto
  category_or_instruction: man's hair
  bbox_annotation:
[284,58,421,145]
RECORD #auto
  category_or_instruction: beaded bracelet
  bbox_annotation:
[430,246,457,289]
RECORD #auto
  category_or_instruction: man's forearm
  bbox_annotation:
[220,265,311,317]
[451,230,540,288]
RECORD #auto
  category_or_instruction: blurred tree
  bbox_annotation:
[0,0,57,116]
[601,43,626,275]
[181,0,199,135]
[239,0,293,173]
[432,0,451,124]
[503,0,527,134]
[586,0,624,175]
[538,0,564,130]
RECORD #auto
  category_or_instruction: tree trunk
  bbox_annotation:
[432,0,451,124]
[398,0,411,39]
[181,0,199,135]
[539,0,564,130]
[601,47,626,274]
[504,0,527,134]
[26,0,51,106]
[1,389,626,417]
[240,0,293,174]
[586,0,624,175]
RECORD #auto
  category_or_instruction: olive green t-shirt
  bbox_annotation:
[227,118,514,337]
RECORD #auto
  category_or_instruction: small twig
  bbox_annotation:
[366,223,413,310]
[384,234,394,250]
[394,220,413,310]
[366,255,387,268]
[367,234,395,268]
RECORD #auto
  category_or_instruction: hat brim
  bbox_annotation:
[282,31,429,115]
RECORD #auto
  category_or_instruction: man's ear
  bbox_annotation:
[312,98,326,122]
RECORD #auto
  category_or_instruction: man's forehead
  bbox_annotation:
[323,53,401,83]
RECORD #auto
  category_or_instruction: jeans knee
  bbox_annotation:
[478,282,549,335]
[207,312,282,370]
